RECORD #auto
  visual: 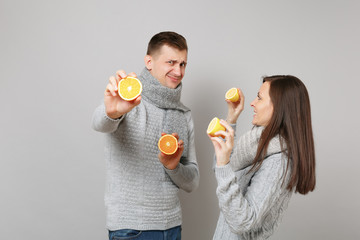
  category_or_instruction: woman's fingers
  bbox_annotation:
[219,120,235,136]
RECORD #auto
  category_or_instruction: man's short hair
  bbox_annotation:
[147,31,188,55]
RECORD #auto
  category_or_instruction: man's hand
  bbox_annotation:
[226,88,245,124]
[104,70,141,119]
[158,133,184,170]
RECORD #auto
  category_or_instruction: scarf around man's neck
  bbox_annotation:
[139,67,190,158]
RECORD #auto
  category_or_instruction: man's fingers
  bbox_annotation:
[171,132,180,139]
[132,95,142,106]
[109,76,118,91]
[115,70,127,83]
[128,72,137,78]
[105,83,117,97]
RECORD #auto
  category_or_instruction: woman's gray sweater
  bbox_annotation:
[213,126,293,240]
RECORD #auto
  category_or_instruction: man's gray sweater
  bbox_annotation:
[92,69,199,231]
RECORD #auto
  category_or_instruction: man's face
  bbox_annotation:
[145,45,187,89]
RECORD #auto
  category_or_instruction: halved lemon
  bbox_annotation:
[118,76,142,101]
[225,88,239,102]
[207,117,226,137]
[158,134,178,155]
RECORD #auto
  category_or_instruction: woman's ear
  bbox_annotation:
[144,55,152,70]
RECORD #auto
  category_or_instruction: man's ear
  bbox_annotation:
[144,55,152,70]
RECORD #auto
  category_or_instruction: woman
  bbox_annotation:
[208,75,316,240]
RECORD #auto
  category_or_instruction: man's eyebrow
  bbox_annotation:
[168,59,187,64]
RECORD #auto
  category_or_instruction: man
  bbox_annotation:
[92,31,199,240]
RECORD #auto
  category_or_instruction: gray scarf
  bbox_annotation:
[139,68,190,158]
[230,126,285,171]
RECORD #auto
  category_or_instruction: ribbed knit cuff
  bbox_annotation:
[104,114,124,122]
[102,104,125,122]
[164,163,180,175]
[215,164,234,181]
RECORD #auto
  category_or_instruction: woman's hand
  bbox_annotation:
[208,120,235,166]
[226,88,245,124]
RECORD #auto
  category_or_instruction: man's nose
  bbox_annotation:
[173,64,181,76]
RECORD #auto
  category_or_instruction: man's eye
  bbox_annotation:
[168,60,174,64]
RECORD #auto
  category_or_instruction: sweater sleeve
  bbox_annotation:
[165,111,200,193]
[91,103,124,133]
[212,123,237,171]
[230,126,282,171]
[215,153,288,234]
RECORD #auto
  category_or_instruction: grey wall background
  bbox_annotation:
[1,0,359,239]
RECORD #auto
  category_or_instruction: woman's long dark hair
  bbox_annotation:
[250,75,316,194]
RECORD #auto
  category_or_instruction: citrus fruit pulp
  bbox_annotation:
[207,117,226,137]
[225,88,239,102]
[118,76,142,101]
[158,134,178,155]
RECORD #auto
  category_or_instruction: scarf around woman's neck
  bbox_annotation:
[139,67,190,158]
[230,126,285,171]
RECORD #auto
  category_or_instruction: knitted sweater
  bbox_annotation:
[213,125,292,240]
[92,69,199,231]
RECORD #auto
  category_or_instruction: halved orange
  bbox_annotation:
[225,88,239,102]
[158,134,178,155]
[118,76,142,101]
[207,117,226,137]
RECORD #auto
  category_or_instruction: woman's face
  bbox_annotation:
[250,82,274,127]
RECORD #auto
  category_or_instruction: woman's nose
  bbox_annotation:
[250,99,256,107]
